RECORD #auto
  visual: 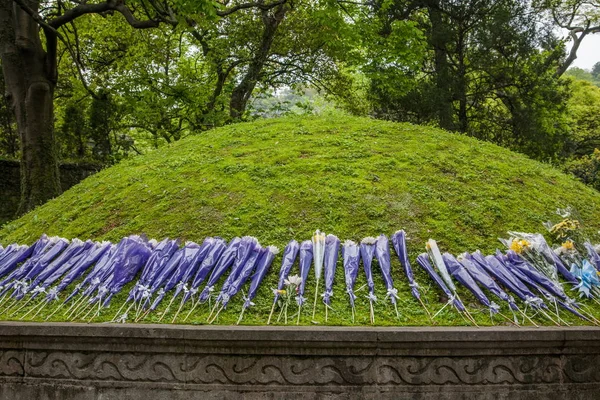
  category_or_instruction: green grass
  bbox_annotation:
[2,114,600,326]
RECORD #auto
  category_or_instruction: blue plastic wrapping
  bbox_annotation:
[392,230,420,300]
[322,235,340,305]
[0,237,67,297]
[584,242,600,272]
[102,238,152,306]
[0,244,17,267]
[271,240,300,304]
[243,246,278,309]
[0,244,33,280]
[551,251,580,284]
[148,248,184,293]
[215,237,259,304]
[51,242,112,299]
[360,237,377,302]
[30,239,93,290]
[22,238,70,282]
[460,253,517,310]
[375,234,398,305]
[416,253,465,312]
[149,242,201,310]
[169,238,216,302]
[570,259,600,298]
[342,240,360,308]
[296,240,313,306]
[198,237,241,302]
[504,251,568,301]
[131,238,180,301]
[443,253,497,312]
[183,238,227,304]
[222,245,263,307]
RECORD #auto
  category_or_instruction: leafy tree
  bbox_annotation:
[535,0,600,76]
[565,67,600,86]
[565,78,600,156]
[593,61,600,78]
[0,0,291,214]
[0,0,187,214]
[364,0,570,160]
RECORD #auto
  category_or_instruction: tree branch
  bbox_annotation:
[216,0,288,16]
[48,0,168,29]
[12,0,62,37]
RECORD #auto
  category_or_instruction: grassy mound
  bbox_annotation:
[2,115,600,326]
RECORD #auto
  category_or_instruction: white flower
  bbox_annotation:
[284,275,302,286]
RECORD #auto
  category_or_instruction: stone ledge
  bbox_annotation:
[1,322,600,399]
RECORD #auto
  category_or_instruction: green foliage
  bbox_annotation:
[564,149,600,190]
[565,67,600,86]
[593,62,600,78]
[361,0,572,161]
[562,78,600,188]
[3,116,600,326]
[565,78,600,155]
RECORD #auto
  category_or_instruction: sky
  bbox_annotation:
[571,34,600,70]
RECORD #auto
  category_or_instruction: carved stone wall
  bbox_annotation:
[1,323,599,399]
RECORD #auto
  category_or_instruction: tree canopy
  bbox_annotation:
[2,0,600,216]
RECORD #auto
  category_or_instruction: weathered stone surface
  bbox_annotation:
[1,322,599,399]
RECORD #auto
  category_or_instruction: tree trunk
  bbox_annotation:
[229,4,288,120]
[556,30,587,77]
[0,2,61,216]
[427,4,455,131]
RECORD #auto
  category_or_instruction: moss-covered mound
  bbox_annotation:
[2,115,600,326]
